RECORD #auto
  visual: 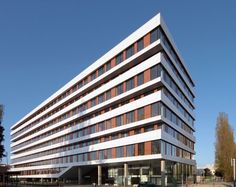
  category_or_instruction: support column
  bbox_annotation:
[78,167,82,185]
[98,165,102,186]
[124,163,128,187]
[161,160,167,187]
[51,178,53,183]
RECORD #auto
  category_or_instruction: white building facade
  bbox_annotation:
[10,13,195,186]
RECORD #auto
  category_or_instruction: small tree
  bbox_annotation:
[0,105,5,162]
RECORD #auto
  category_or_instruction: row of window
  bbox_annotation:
[151,27,194,89]
[163,53,194,106]
[12,24,149,132]
[163,69,194,125]
[162,104,193,135]
[12,124,159,163]
[11,83,159,152]
[163,124,194,150]
[12,92,193,155]
[12,63,160,141]
[12,64,162,150]
[162,141,192,159]
[163,88,194,126]
[12,122,194,164]
[14,140,193,169]
[20,167,66,176]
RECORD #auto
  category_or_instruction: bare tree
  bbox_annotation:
[215,112,235,181]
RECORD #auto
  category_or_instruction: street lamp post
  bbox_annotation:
[231,158,235,187]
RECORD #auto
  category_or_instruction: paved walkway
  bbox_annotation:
[189,182,233,187]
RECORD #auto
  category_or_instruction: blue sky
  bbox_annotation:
[0,0,236,167]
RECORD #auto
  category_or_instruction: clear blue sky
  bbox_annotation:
[0,0,236,167]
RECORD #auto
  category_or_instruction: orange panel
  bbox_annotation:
[144,33,150,47]
[112,148,116,158]
[144,141,152,155]
[111,58,116,68]
[144,105,151,119]
[144,69,150,83]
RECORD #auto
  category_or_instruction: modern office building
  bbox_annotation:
[10,13,195,186]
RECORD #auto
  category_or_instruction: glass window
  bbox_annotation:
[151,64,161,80]
[144,125,154,132]
[152,140,161,154]
[106,119,112,129]
[126,145,135,157]
[150,28,160,43]
[126,111,135,124]
[91,152,97,160]
[98,66,104,76]
[91,98,96,107]
[116,53,123,65]
[137,72,144,86]
[137,38,144,52]
[116,146,124,158]
[126,45,134,59]
[151,102,161,117]
[98,122,106,131]
[91,71,96,81]
[126,78,134,91]
[106,61,111,71]
[106,90,111,100]
[83,77,88,85]
[98,94,104,104]
[137,107,144,120]
[116,115,124,127]
[116,84,124,95]
[138,143,144,155]
[99,150,104,160]
[106,149,112,159]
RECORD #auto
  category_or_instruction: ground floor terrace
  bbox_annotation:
[16,159,195,186]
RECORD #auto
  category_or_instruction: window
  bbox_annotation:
[91,71,96,81]
[151,102,161,117]
[137,72,144,86]
[116,147,124,158]
[91,152,97,160]
[126,111,135,124]
[126,145,135,157]
[91,98,97,107]
[150,28,160,43]
[137,38,144,52]
[83,77,88,85]
[116,53,123,65]
[126,78,134,91]
[126,45,134,59]
[137,107,144,120]
[116,115,124,127]
[98,122,106,131]
[98,66,104,76]
[151,65,161,80]
[106,61,111,71]
[106,90,111,100]
[98,94,104,104]
[138,143,144,155]
[99,150,104,160]
[106,149,112,159]
[116,84,124,95]
[144,125,154,132]
[105,119,112,129]
[152,140,161,154]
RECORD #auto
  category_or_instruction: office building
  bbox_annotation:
[10,13,195,186]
